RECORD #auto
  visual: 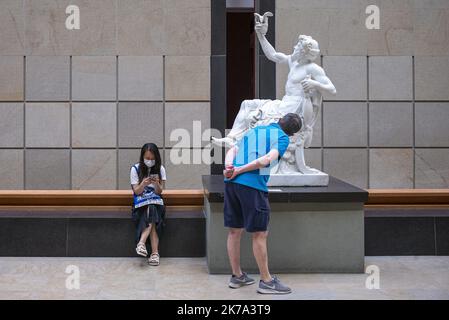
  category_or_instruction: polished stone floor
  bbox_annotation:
[0,256,448,300]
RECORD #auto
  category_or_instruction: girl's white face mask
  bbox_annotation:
[144,159,155,168]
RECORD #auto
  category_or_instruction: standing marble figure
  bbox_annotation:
[213,12,337,186]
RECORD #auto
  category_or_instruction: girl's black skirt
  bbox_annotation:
[131,204,166,244]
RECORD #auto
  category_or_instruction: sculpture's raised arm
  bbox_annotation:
[254,12,289,64]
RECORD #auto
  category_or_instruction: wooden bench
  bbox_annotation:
[0,189,447,257]
[0,190,204,207]
[366,189,449,208]
[0,189,448,208]
[363,189,449,256]
[0,190,205,258]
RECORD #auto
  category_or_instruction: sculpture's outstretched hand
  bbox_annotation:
[254,12,273,36]
[254,12,289,64]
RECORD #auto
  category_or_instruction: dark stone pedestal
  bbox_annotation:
[202,175,369,274]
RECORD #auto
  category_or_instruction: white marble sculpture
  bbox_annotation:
[213,12,337,186]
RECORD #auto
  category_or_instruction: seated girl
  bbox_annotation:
[130,143,166,266]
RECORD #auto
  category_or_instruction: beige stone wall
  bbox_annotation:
[1,0,448,190]
[276,0,449,189]
[0,0,211,190]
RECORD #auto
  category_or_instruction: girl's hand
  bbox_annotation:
[153,179,163,195]
[141,177,152,187]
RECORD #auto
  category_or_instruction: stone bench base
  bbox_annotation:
[202,175,368,274]
[0,207,205,258]
[205,199,365,274]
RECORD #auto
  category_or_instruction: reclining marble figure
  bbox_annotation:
[212,12,337,186]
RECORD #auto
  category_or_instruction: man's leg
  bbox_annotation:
[253,230,292,294]
[241,187,271,282]
[252,231,272,283]
[242,187,291,294]
[224,183,255,288]
[227,228,244,277]
[224,182,243,275]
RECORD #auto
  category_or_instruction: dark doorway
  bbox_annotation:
[226,10,256,129]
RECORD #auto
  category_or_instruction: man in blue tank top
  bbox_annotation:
[223,113,302,294]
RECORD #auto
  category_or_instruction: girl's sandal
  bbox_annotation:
[136,242,148,257]
[148,253,160,266]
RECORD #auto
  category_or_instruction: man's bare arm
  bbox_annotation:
[223,146,239,178]
[225,146,238,167]
[231,149,280,178]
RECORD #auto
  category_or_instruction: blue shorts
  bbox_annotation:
[224,181,270,232]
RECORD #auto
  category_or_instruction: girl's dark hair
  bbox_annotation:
[137,143,162,183]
